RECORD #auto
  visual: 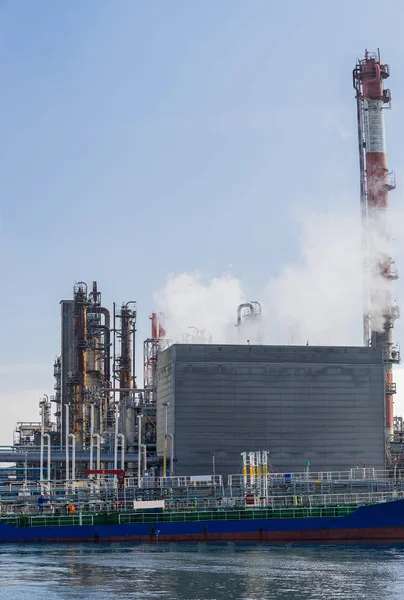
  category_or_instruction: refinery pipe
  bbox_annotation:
[65,403,70,481]
[39,401,45,486]
[163,402,169,477]
[89,403,95,471]
[87,303,111,382]
[68,433,76,483]
[236,303,254,326]
[141,444,147,477]
[92,434,101,470]
[44,433,51,485]
[125,398,136,453]
[166,433,174,476]
[118,433,125,471]
[137,414,143,488]
[114,403,119,471]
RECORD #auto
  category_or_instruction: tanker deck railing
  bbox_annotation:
[227,468,404,490]
[227,490,404,508]
[2,490,404,522]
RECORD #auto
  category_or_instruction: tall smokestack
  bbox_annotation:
[353,49,399,440]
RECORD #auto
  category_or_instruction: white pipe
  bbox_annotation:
[167,433,174,476]
[65,404,70,482]
[137,414,143,488]
[141,444,147,476]
[24,453,28,489]
[89,403,95,471]
[118,433,125,471]
[241,452,247,487]
[40,401,45,486]
[93,433,101,486]
[69,433,76,484]
[163,403,169,477]
[262,450,268,502]
[44,433,51,485]
[94,434,101,470]
[114,403,119,470]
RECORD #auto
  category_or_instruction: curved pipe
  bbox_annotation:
[250,301,262,315]
[125,301,136,310]
[76,281,88,294]
[237,303,254,326]
[99,307,110,329]
[97,325,111,383]
[87,306,111,384]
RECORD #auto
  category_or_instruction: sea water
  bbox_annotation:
[0,543,403,599]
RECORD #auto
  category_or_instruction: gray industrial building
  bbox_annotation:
[156,344,386,477]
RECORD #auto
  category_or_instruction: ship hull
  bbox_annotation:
[2,499,404,544]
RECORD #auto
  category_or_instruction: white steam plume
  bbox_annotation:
[365,208,393,334]
[154,273,245,344]
[155,206,399,347]
[266,210,363,345]
[266,207,395,346]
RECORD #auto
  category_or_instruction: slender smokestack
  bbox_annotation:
[353,49,399,440]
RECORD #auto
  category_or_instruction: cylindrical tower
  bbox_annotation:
[72,282,88,447]
[117,302,136,447]
[119,304,133,392]
[353,49,399,440]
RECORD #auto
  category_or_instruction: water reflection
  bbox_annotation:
[0,543,403,599]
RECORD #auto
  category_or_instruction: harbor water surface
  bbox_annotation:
[1,543,404,599]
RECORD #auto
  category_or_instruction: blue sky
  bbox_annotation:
[1,0,404,442]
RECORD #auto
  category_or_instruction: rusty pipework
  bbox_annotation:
[73,282,88,446]
[87,305,111,385]
[150,312,166,339]
[116,302,136,446]
[119,303,134,392]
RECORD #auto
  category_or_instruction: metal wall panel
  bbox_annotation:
[156,344,385,477]
[60,300,74,442]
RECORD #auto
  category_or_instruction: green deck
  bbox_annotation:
[0,504,358,528]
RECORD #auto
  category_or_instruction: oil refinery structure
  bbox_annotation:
[5,49,404,482]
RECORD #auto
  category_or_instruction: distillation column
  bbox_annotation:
[72,283,88,447]
[117,303,136,455]
[86,281,111,437]
[353,49,399,439]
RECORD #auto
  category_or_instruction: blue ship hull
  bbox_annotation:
[2,499,404,543]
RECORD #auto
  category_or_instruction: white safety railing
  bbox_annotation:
[125,474,223,489]
[29,514,94,527]
[227,468,404,488]
[228,490,404,508]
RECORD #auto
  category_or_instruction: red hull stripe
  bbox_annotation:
[5,527,404,544]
